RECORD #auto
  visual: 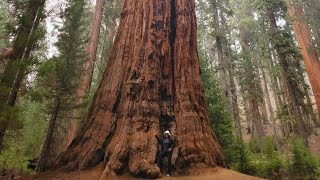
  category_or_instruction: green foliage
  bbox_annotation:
[198,41,239,168]
[0,1,11,47]
[0,98,47,172]
[230,136,320,179]
[262,137,286,179]
[290,138,320,179]
[230,140,253,174]
[232,137,288,179]
[0,0,91,172]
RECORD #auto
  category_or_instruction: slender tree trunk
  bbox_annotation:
[293,58,317,128]
[260,59,279,142]
[65,0,106,149]
[0,0,46,149]
[228,56,242,139]
[241,87,252,135]
[261,65,274,123]
[54,1,226,178]
[269,51,283,107]
[260,96,269,123]
[267,7,308,142]
[286,1,320,113]
[241,29,265,144]
[306,91,319,126]
[37,96,61,172]
[218,1,242,140]
[212,0,229,101]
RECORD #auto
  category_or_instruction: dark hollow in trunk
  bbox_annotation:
[54,0,227,178]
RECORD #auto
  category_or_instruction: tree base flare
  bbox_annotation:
[53,0,227,177]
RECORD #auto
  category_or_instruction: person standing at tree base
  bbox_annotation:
[154,130,176,176]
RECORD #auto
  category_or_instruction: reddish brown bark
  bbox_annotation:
[54,0,226,178]
[286,1,320,113]
[65,0,107,149]
[0,48,14,61]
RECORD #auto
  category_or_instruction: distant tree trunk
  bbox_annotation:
[54,0,226,178]
[228,56,242,139]
[218,1,242,140]
[65,0,106,149]
[293,58,318,127]
[260,65,274,123]
[286,1,320,113]
[306,91,320,126]
[266,7,308,142]
[37,96,61,172]
[241,29,265,144]
[0,0,46,149]
[268,51,283,108]
[260,96,269,123]
[212,0,229,101]
[241,87,252,135]
[260,60,279,142]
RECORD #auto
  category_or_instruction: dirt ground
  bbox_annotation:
[13,167,264,180]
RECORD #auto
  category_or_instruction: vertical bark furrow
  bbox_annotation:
[55,0,226,178]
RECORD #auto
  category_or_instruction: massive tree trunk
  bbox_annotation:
[65,0,107,149]
[286,1,320,113]
[54,0,227,178]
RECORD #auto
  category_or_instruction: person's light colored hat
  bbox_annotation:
[164,130,171,136]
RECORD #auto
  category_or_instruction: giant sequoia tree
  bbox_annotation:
[54,0,226,178]
[286,1,320,113]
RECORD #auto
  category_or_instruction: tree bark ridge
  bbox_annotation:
[54,0,226,178]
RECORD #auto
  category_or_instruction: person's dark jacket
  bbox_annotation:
[155,135,176,152]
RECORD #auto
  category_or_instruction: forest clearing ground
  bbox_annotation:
[15,167,264,180]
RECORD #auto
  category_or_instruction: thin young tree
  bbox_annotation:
[0,0,46,149]
[37,0,89,172]
[65,0,107,148]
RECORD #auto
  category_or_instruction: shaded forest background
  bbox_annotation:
[0,0,320,179]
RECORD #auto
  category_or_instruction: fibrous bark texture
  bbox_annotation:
[286,1,320,113]
[55,0,226,178]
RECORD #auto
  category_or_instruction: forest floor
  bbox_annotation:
[242,124,320,157]
[13,167,264,180]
